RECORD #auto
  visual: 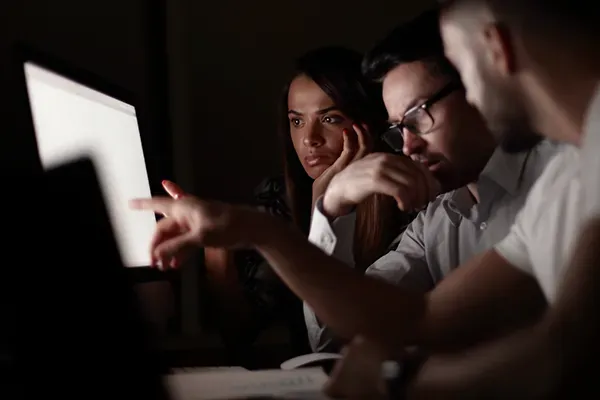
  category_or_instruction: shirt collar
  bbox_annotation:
[441,146,531,222]
[583,82,600,142]
[476,146,530,196]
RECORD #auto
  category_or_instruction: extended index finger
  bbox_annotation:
[129,196,176,215]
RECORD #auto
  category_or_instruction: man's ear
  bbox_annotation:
[483,22,517,76]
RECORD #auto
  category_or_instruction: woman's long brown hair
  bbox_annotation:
[279,47,410,271]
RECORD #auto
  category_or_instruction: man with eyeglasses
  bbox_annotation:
[305,8,560,352]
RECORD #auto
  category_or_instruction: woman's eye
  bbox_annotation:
[323,115,343,124]
[290,118,302,127]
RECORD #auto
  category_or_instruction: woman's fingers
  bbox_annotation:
[162,180,186,199]
[352,123,371,161]
[334,128,357,169]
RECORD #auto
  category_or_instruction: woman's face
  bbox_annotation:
[287,74,354,179]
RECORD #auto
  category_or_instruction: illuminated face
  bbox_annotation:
[287,74,355,179]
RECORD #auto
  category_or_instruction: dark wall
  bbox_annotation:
[0,0,175,335]
[0,0,170,179]
[0,0,435,205]
[0,0,435,338]
[172,0,434,203]
[0,0,145,86]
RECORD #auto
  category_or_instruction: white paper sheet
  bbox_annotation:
[280,353,342,370]
[166,367,330,400]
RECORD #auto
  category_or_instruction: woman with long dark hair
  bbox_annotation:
[162,46,411,359]
[282,47,411,352]
[281,46,407,271]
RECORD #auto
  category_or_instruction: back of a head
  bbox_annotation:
[362,8,461,83]
[488,0,595,24]
[499,0,598,44]
[442,0,599,42]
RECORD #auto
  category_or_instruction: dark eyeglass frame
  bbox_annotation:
[382,81,462,152]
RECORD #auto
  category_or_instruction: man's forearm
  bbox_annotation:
[204,249,261,346]
[407,219,600,398]
[251,211,426,353]
[406,321,557,399]
[248,209,543,354]
[546,217,600,396]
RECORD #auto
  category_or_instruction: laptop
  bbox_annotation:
[16,46,159,270]
[3,158,169,398]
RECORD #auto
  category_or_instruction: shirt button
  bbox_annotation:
[480,222,488,231]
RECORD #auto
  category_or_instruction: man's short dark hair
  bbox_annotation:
[362,8,461,83]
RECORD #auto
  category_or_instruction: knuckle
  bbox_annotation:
[374,153,387,162]
[328,177,341,191]
[371,157,389,176]
[378,154,394,168]
[366,152,381,162]
[345,164,360,177]
[370,164,385,179]
[155,249,168,259]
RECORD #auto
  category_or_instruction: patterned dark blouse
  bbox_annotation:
[233,176,411,354]
[231,176,307,349]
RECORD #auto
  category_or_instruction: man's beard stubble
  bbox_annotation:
[499,127,543,153]
[484,89,543,153]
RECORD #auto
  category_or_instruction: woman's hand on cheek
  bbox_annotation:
[312,124,371,207]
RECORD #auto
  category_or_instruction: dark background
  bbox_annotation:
[0,0,434,364]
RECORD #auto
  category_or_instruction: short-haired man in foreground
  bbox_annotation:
[380,0,600,397]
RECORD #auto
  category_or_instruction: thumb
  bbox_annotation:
[154,231,198,260]
[162,180,186,199]
[413,162,442,202]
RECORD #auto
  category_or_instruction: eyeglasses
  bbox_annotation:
[382,82,462,152]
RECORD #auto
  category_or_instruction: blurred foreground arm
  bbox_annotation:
[406,218,600,399]
[130,197,543,355]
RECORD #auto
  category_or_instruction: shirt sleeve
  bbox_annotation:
[493,158,556,275]
[494,219,532,274]
[365,212,434,291]
[582,88,600,218]
[306,198,430,352]
[308,196,357,266]
[495,145,580,292]
[305,196,358,352]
